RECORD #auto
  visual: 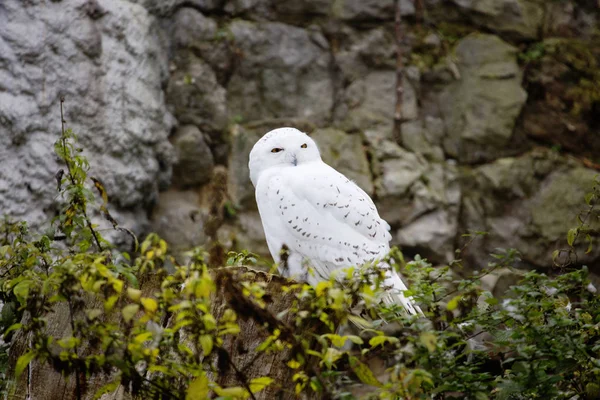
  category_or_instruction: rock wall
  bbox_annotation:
[1,0,599,277]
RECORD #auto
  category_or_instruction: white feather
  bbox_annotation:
[249,128,421,316]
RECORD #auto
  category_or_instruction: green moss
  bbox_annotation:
[544,39,600,117]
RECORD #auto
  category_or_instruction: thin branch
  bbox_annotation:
[59,98,104,253]
[393,0,405,142]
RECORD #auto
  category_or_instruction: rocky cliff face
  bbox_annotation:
[1,0,599,279]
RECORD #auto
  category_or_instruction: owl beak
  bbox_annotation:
[291,154,298,166]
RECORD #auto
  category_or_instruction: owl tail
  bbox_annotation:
[380,262,423,316]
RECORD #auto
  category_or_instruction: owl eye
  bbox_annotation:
[271,148,283,153]
[301,143,307,148]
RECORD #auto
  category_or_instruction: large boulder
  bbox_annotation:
[0,0,174,234]
[460,150,600,272]
[331,0,415,20]
[166,53,228,134]
[226,21,334,125]
[336,70,418,137]
[439,34,527,164]
[171,125,215,188]
[450,0,544,40]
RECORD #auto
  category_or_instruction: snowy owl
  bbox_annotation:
[249,127,421,315]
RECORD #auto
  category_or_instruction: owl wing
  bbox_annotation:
[258,161,390,271]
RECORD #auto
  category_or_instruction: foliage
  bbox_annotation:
[0,125,599,400]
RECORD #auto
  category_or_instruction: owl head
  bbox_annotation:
[248,127,321,186]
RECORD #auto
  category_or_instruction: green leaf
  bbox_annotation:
[369,335,398,348]
[186,374,210,400]
[419,332,437,353]
[93,379,121,400]
[214,386,248,399]
[13,280,31,303]
[141,297,158,313]
[122,304,140,322]
[4,323,23,336]
[446,295,461,311]
[567,228,577,246]
[127,287,142,301]
[349,356,382,387]
[15,350,37,378]
[249,377,274,394]
[199,334,213,356]
[474,392,489,400]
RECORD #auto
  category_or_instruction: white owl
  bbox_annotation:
[249,127,421,315]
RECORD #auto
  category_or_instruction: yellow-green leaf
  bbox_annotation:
[214,386,248,399]
[186,374,210,400]
[127,287,142,301]
[369,335,398,348]
[15,350,36,378]
[93,379,121,400]
[567,228,577,246]
[199,334,213,356]
[104,295,119,312]
[249,377,274,394]
[447,295,462,311]
[419,332,437,353]
[349,356,382,387]
[315,281,331,297]
[112,279,124,294]
[141,297,158,313]
[122,304,140,322]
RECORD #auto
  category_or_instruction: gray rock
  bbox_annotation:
[132,0,223,15]
[0,0,174,233]
[227,125,262,210]
[227,21,334,125]
[171,125,215,187]
[451,0,544,40]
[275,0,331,15]
[166,53,228,133]
[172,7,218,48]
[150,189,207,254]
[338,71,418,135]
[373,142,460,262]
[439,34,527,163]
[332,0,415,20]
[219,211,270,259]
[311,128,374,195]
[460,150,600,272]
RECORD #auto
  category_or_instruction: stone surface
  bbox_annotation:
[311,128,374,195]
[150,189,207,254]
[332,0,415,20]
[460,150,600,272]
[373,142,460,263]
[171,125,215,188]
[518,39,600,159]
[226,21,334,125]
[171,7,218,48]
[337,71,418,135]
[166,53,228,134]
[439,34,527,163]
[227,125,262,210]
[0,0,174,234]
[451,0,544,40]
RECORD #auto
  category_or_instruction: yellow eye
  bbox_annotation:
[301,143,307,148]
[271,148,283,153]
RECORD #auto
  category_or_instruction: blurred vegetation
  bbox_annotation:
[0,124,599,399]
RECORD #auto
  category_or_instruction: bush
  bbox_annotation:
[0,123,599,400]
